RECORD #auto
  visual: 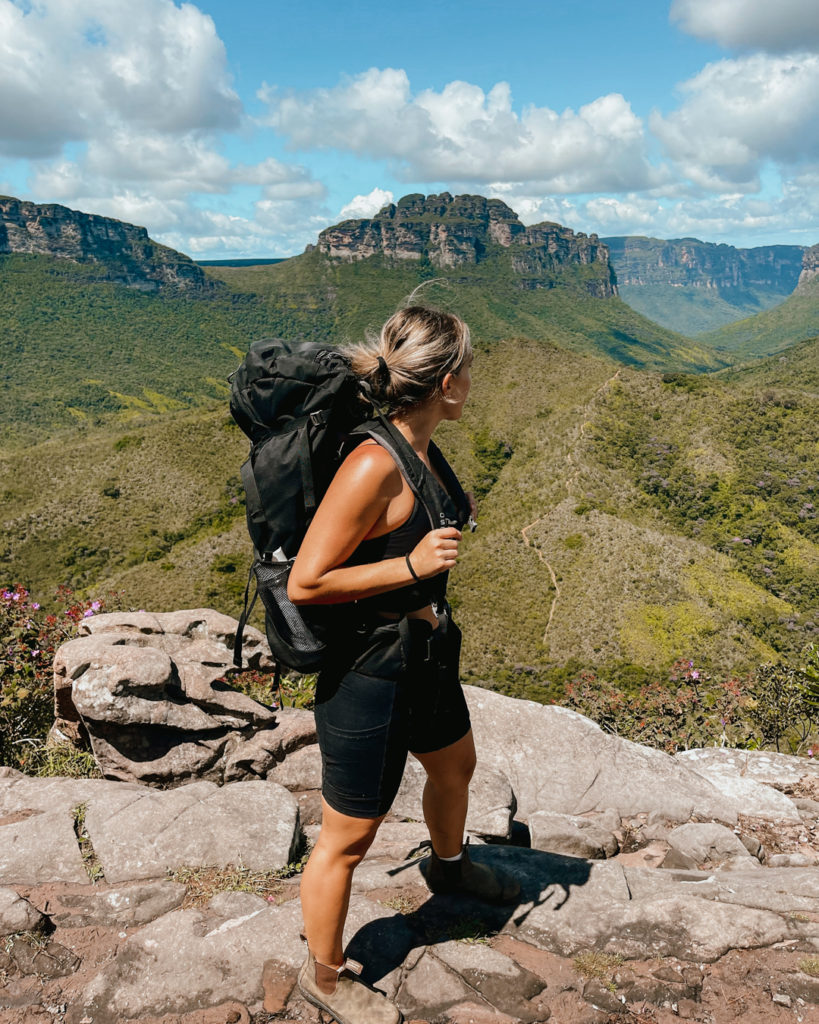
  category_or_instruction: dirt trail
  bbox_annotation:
[520,369,621,640]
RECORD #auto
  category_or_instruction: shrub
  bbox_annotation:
[0,584,113,770]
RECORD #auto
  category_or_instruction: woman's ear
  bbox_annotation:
[441,371,456,401]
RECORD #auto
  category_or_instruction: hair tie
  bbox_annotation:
[376,355,390,387]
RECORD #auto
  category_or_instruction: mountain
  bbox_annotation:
[697,255,819,360]
[1,192,725,443]
[0,196,208,293]
[4,336,817,697]
[208,193,723,374]
[605,235,804,336]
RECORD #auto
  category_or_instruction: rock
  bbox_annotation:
[665,823,752,868]
[0,196,209,293]
[434,940,548,1022]
[772,992,792,1007]
[0,887,45,935]
[392,756,516,840]
[49,880,187,928]
[52,612,285,787]
[85,780,302,882]
[529,811,619,859]
[767,853,816,867]
[396,950,480,1021]
[464,686,739,823]
[73,893,412,1024]
[267,744,322,791]
[6,933,80,978]
[0,807,89,885]
[677,748,817,796]
[779,970,819,1004]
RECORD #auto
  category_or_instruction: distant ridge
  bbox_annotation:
[196,258,286,267]
[0,195,208,293]
[605,235,804,336]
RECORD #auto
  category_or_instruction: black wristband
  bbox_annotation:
[405,553,420,581]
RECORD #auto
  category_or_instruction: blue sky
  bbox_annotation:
[1,0,819,256]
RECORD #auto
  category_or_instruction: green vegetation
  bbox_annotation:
[699,276,819,359]
[619,282,790,337]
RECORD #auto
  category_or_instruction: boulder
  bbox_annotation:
[664,822,753,869]
[51,611,289,787]
[84,779,302,882]
[49,880,187,928]
[464,686,740,823]
[529,811,619,859]
[0,887,45,936]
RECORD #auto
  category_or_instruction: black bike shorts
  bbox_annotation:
[314,614,471,819]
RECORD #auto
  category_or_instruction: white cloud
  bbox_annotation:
[261,68,662,193]
[671,0,819,52]
[0,0,240,159]
[652,53,819,190]
[338,188,394,220]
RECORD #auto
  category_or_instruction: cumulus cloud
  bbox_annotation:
[652,53,819,190]
[671,0,819,52]
[338,188,394,220]
[261,68,662,193]
[0,0,240,158]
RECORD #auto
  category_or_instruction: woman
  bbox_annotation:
[287,306,519,1024]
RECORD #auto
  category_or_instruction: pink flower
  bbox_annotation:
[691,671,700,680]
[809,749,814,758]
[83,609,94,618]
[91,600,102,611]
[31,602,40,610]
[31,649,40,657]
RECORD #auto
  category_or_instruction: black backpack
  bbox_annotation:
[229,338,470,676]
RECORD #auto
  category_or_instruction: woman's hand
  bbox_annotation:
[409,527,462,578]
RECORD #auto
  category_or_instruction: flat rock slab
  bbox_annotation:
[676,748,819,788]
[0,775,144,816]
[464,686,739,824]
[393,756,515,840]
[0,807,89,885]
[677,762,801,822]
[84,779,302,882]
[529,810,619,859]
[0,887,45,935]
[49,879,187,928]
[71,892,411,1024]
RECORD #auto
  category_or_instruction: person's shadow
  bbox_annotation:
[344,841,594,990]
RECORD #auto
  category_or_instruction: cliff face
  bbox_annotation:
[316,192,617,298]
[0,196,207,293]
[797,244,819,290]
[605,235,804,293]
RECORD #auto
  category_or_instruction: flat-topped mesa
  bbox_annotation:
[317,192,617,297]
[606,235,805,292]
[797,243,819,290]
[0,195,208,293]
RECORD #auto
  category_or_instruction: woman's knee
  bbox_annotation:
[314,804,383,864]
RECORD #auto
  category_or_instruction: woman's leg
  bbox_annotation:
[300,798,384,968]
[412,728,476,858]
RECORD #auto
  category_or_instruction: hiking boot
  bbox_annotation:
[422,843,520,904]
[297,945,403,1024]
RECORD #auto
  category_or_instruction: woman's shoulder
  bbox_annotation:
[335,439,402,492]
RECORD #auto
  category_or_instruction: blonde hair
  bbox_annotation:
[344,306,472,413]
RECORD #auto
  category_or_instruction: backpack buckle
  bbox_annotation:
[309,410,327,427]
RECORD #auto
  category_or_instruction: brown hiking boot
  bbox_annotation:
[422,843,520,904]
[297,944,403,1024]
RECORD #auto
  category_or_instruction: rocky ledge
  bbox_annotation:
[798,243,819,291]
[2,610,819,1024]
[315,192,617,298]
[0,196,208,293]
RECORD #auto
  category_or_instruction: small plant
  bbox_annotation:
[168,861,286,908]
[380,894,419,915]
[72,802,104,882]
[748,662,817,753]
[0,584,116,771]
[573,950,624,992]
[799,957,819,978]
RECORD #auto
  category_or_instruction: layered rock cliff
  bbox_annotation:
[605,235,804,293]
[0,196,207,292]
[316,192,617,298]
[797,243,819,290]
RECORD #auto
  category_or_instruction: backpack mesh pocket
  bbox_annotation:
[253,559,327,671]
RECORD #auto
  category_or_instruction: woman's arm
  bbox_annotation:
[287,443,461,605]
